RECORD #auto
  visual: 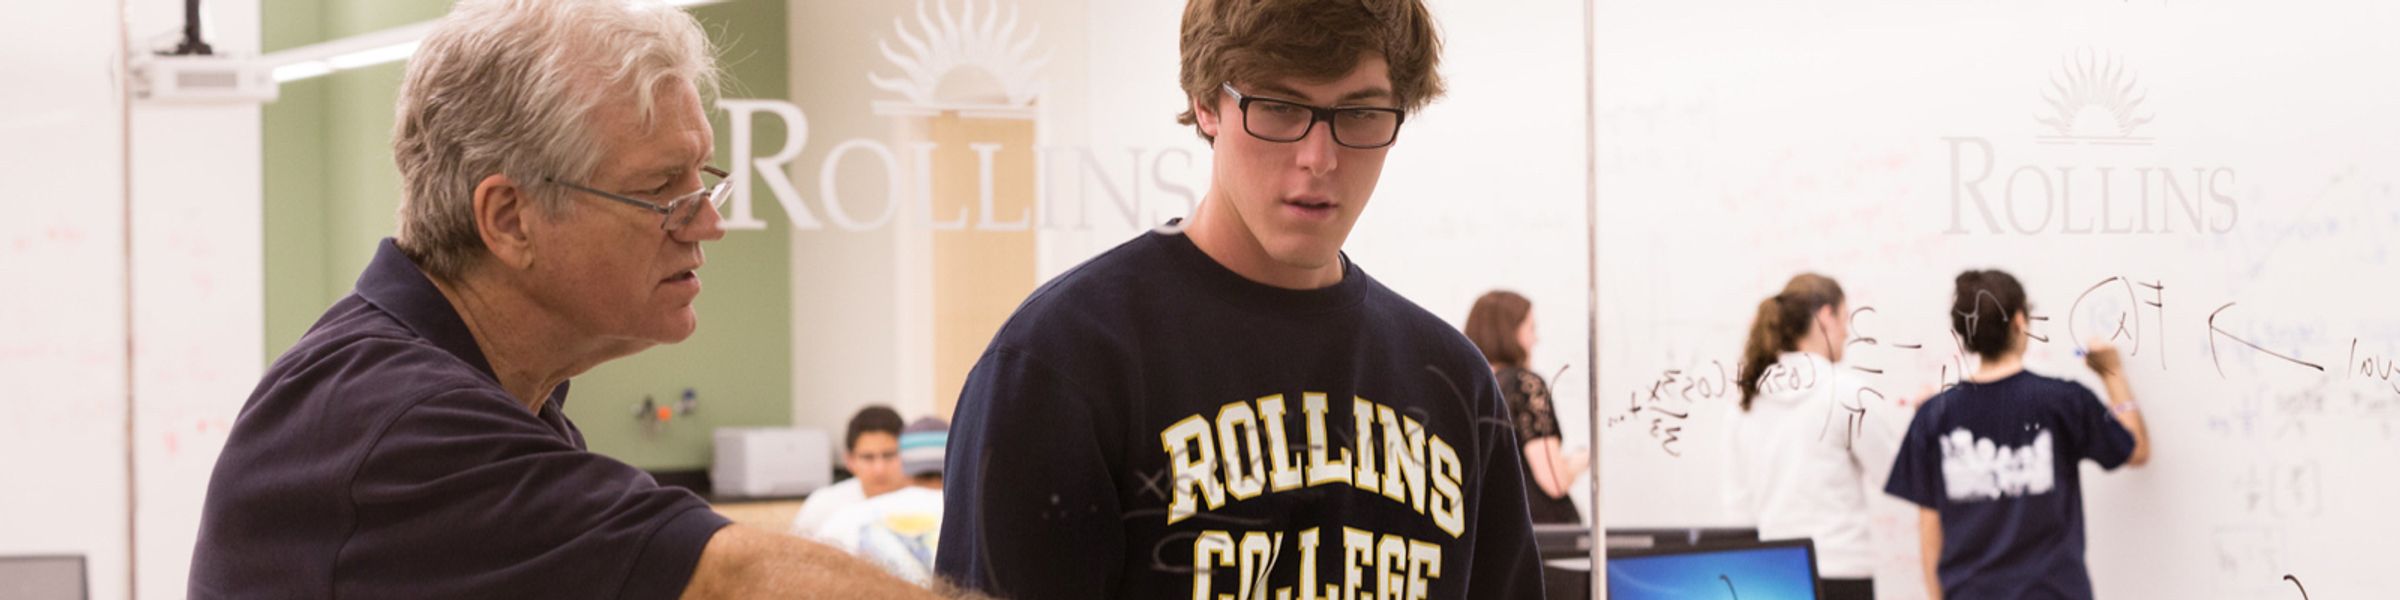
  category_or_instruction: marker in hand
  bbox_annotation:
[2083,338,2123,377]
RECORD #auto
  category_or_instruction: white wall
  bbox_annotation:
[0,1,263,598]
[124,0,266,596]
[0,2,134,598]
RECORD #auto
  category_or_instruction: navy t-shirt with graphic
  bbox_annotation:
[935,226,1547,599]
[1883,370,2137,599]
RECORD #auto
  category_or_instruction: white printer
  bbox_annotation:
[711,427,833,499]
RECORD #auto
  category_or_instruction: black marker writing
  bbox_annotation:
[2208,302,2327,376]
[2352,338,2400,396]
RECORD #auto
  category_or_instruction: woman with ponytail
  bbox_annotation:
[1883,269,2151,600]
[1721,273,1893,600]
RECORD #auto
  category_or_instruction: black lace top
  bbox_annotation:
[1498,366,1582,524]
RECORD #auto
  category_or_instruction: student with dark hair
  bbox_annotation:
[1884,270,2153,600]
[1722,273,1893,599]
[791,406,908,538]
[821,417,953,586]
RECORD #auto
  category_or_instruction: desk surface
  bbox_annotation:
[710,498,806,532]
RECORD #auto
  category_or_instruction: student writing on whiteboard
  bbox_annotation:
[934,0,1546,597]
[1465,290,1590,600]
[188,1,954,598]
[1883,270,2152,600]
[1722,274,1898,600]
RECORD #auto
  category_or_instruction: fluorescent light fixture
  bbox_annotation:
[259,21,435,84]
[270,61,333,83]
[324,40,420,70]
[261,0,723,84]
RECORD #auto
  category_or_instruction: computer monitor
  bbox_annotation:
[1531,523,1592,560]
[0,554,87,600]
[1605,539,1818,600]
[1605,527,1761,549]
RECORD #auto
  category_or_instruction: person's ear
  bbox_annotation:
[1193,94,1223,140]
[2013,311,2035,350]
[473,174,538,270]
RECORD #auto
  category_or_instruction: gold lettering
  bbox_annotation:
[1194,530,1236,600]
[1238,531,1279,599]
[1378,406,1427,513]
[1428,437,1466,538]
[1352,398,1381,494]
[1217,401,1268,501]
[1377,535,1409,600]
[1405,540,1442,600]
[1163,415,1226,525]
[1259,395,1306,492]
[1305,393,1353,486]
[1342,527,1374,600]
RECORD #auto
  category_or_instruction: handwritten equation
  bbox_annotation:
[1608,274,2399,458]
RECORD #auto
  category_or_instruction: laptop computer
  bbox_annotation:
[0,555,87,600]
[1605,538,1819,600]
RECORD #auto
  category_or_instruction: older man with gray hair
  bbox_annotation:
[189,1,945,598]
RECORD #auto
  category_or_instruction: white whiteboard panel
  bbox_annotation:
[1594,1,2400,598]
[0,3,131,600]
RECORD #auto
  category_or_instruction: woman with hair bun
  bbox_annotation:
[1884,269,2153,600]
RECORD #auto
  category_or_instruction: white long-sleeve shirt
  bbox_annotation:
[1721,352,1902,579]
[788,478,866,540]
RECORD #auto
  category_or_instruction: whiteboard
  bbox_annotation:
[0,2,131,600]
[1592,1,2400,599]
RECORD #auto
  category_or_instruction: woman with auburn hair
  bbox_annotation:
[1465,290,1587,523]
[1466,290,1587,600]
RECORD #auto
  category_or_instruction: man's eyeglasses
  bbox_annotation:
[545,166,731,232]
[1220,83,1407,149]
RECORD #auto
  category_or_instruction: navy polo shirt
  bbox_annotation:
[189,239,729,599]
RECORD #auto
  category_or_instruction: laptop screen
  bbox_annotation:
[1605,539,1818,600]
[0,555,87,600]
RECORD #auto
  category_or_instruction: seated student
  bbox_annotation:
[791,406,907,538]
[820,417,950,586]
[1885,270,2153,600]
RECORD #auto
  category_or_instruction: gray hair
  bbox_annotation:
[392,0,721,280]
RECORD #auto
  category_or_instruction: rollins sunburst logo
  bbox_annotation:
[713,0,1203,234]
[1944,49,2241,236]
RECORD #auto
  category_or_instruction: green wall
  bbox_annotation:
[263,0,796,471]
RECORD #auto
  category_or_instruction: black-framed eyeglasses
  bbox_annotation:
[545,166,731,232]
[1220,83,1406,149]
